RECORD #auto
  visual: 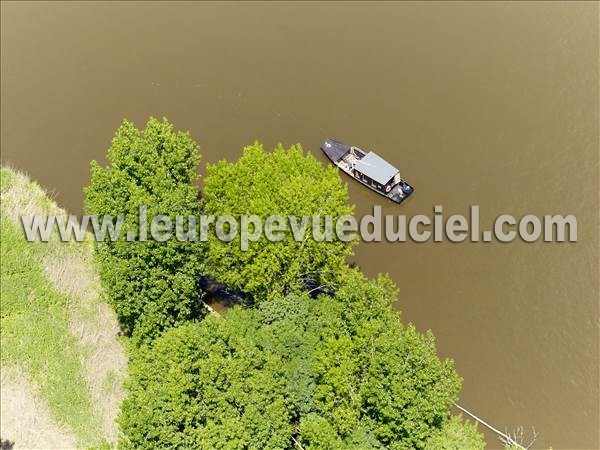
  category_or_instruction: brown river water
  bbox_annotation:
[1,2,598,448]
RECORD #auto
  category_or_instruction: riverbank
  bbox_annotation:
[0,167,127,448]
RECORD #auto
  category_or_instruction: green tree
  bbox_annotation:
[84,117,204,342]
[202,142,354,300]
[306,270,462,449]
[424,414,485,450]
[118,317,294,450]
[119,271,476,449]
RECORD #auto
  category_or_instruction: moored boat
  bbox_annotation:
[320,138,414,204]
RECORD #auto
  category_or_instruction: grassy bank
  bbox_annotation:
[0,167,126,448]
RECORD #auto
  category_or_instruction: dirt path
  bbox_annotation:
[1,367,76,449]
[1,168,127,446]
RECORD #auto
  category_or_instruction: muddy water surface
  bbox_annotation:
[2,2,598,448]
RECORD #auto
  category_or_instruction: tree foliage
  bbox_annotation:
[202,142,354,300]
[85,128,482,448]
[84,117,204,342]
[119,270,475,449]
[424,414,485,450]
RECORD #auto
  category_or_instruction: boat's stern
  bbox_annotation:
[388,181,414,204]
[321,138,350,163]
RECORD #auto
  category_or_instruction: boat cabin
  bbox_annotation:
[320,138,414,204]
[349,150,401,193]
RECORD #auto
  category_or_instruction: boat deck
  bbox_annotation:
[321,138,414,204]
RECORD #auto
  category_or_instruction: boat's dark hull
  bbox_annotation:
[320,138,414,204]
[321,138,350,163]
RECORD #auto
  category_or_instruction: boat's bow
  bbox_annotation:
[320,138,350,163]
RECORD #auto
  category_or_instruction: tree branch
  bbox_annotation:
[454,403,530,450]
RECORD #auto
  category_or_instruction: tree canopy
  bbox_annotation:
[202,143,354,300]
[424,415,486,450]
[84,117,204,342]
[119,270,481,449]
[84,123,484,448]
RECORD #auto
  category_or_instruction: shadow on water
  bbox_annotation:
[199,276,246,314]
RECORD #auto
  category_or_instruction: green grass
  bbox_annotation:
[0,168,103,446]
[0,167,16,193]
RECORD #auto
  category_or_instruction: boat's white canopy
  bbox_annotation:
[354,152,399,184]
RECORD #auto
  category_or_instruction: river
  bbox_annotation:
[1,2,598,448]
